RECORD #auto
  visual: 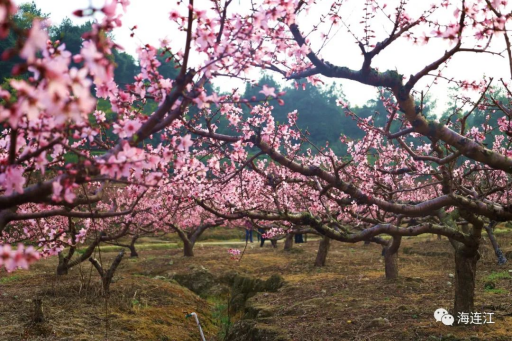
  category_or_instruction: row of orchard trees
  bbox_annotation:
[1,0,512,317]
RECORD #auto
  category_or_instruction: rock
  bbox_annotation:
[218,270,239,286]
[447,281,452,286]
[264,274,285,291]
[188,264,207,271]
[367,317,390,328]
[174,268,217,297]
[208,284,230,297]
[230,293,248,313]
[244,298,275,319]
[153,275,166,280]
[230,274,285,314]
[448,273,454,278]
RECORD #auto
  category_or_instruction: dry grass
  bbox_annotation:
[0,252,218,341]
[1,232,512,340]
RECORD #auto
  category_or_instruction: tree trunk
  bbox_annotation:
[128,235,139,258]
[32,297,45,323]
[89,250,125,294]
[57,235,104,275]
[314,236,330,267]
[453,246,478,314]
[57,252,69,275]
[485,222,507,265]
[384,249,399,280]
[56,219,76,275]
[183,240,195,257]
[383,236,401,280]
[284,233,294,251]
[129,244,138,258]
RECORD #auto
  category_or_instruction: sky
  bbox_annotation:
[16,0,512,116]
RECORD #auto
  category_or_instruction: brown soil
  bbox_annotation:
[1,233,512,340]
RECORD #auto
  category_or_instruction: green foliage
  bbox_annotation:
[156,51,179,80]
[113,49,139,87]
[2,4,139,95]
[49,18,92,57]
[236,75,437,156]
[485,271,511,282]
[240,75,352,154]
[0,2,49,82]
[49,17,139,92]
[484,288,507,294]
[14,2,48,29]
[0,275,20,284]
[209,296,232,340]
[441,85,507,148]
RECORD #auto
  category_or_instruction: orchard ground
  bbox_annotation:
[1,227,512,341]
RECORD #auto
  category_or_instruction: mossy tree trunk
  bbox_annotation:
[183,239,195,257]
[452,212,482,316]
[32,297,44,323]
[128,235,139,258]
[383,236,401,280]
[284,233,294,251]
[454,245,478,314]
[314,236,330,267]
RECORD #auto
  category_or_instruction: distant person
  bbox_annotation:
[295,233,304,243]
[244,220,253,243]
[259,227,266,247]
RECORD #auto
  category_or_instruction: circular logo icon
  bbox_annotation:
[434,308,449,322]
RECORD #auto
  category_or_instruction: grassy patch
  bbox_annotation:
[76,243,179,254]
[199,227,244,242]
[485,271,511,282]
[208,296,232,340]
[484,288,508,294]
[0,275,20,284]
[494,228,512,235]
